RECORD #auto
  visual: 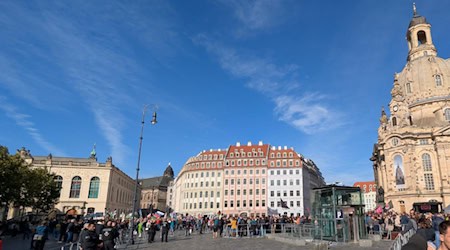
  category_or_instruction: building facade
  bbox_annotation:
[168,141,325,217]
[371,7,450,213]
[353,181,377,212]
[17,147,138,218]
[139,164,174,212]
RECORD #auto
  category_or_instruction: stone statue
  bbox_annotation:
[377,186,385,203]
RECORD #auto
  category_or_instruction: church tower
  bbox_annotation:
[371,4,450,213]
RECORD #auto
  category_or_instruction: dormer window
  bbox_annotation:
[435,75,442,86]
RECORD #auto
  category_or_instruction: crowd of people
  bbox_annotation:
[364,209,450,250]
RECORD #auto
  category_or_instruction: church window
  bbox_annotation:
[445,109,450,121]
[419,139,428,145]
[392,138,399,146]
[435,75,442,86]
[417,30,427,45]
[392,117,397,126]
[422,153,432,171]
[409,116,413,125]
[424,173,435,190]
[406,83,412,94]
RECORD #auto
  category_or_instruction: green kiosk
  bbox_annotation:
[311,185,367,242]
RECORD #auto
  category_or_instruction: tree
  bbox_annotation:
[0,146,27,208]
[0,146,61,217]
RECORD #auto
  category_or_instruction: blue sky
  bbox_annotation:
[1,1,450,185]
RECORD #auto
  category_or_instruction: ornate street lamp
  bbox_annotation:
[130,105,157,245]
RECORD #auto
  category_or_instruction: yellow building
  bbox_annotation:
[15,147,138,218]
[371,6,450,213]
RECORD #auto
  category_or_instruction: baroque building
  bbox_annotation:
[371,6,450,213]
[168,141,325,217]
[139,164,174,212]
[14,147,138,218]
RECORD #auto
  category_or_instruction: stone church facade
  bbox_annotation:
[371,6,450,213]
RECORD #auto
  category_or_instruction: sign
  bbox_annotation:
[336,210,343,219]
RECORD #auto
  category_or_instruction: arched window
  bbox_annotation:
[422,153,432,171]
[55,176,63,195]
[392,117,397,126]
[444,109,450,121]
[406,82,412,94]
[417,30,427,45]
[435,75,442,86]
[88,177,100,198]
[69,176,82,198]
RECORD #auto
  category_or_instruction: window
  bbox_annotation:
[230,201,234,207]
[296,179,300,185]
[70,176,82,198]
[270,201,275,207]
[237,200,240,207]
[249,189,253,195]
[435,75,442,86]
[262,200,265,207]
[225,190,228,196]
[225,179,228,185]
[277,180,280,186]
[424,173,435,190]
[237,190,240,195]
[88,177,100,198]
[406,82,412,93]
[249,200,253,207]
[217,192,220,197]
[199,191,202,197]
[417,30,427,45]
[277,191,281,197]
[445,109,450,121]
[297,190,300,196]
[55,176,63,195]
[270,180,274,186]
[392,117,397,126]
[290,190,294,196]
[224,201,228,207]
[271,191,274,197]
[422,153,432,171]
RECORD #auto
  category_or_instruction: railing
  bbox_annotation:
[60,242,79,250]
[389,228,416,250]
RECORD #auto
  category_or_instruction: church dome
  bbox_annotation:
[396,56,450,105]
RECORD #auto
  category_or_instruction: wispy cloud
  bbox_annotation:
[194,35,343,134]
[219,0,294,36]
[0,1,181,165]
[0,97,66,156]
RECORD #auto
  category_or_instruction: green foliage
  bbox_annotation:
[0,146,60,212]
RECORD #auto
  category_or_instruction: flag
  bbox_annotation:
[267,207,279,216]
[388,200,394,209]
[280,199,290,209]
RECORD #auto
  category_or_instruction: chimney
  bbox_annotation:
[236,142,241,146]
[258,141,263,146]
[284,146,287,150]
[278,146,281,150]
[247,141,252,146]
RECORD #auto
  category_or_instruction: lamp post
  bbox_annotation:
[130,105,157,245]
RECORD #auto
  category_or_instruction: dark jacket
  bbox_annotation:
[81,230,99,250]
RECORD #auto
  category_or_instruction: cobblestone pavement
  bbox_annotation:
[118,232,393,250]
[1,231,393,250]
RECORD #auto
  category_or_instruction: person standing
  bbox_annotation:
[434,213,445,249]
[146,220,156,243]
[101,221,115,250]
[33,221,48,250]
[439,221,450,250]
[81,223,101,250]
[161,219,169,242]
